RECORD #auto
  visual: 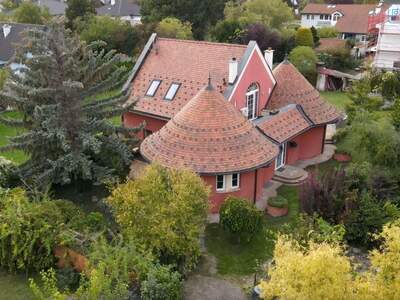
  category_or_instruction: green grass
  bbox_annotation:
[0,111,28,164]
[205,186,299,276]
[0,270,35,300]
[321,91,352,111]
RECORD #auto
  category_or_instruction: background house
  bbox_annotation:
[301,3,390,43]
[96,0,141,25]
[373,4,400,70]
[0,22,44,71]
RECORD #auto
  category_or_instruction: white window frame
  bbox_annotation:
[146,80,161,97]
[216,175,225,191]
[164,82,181,101]
[246,84,259,120]
[275,143,287,170]
[231,173,240,189]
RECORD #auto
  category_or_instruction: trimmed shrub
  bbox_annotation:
[289,46,318,84]
[268,195,288,208]
[220,196,263,243]
[141,264,182,300]
[295,27,314,47]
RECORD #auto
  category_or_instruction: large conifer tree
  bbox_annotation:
[0,20,138,189]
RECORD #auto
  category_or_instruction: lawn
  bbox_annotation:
[0,111,28,164]
[321,91,352,111]
[205,185,299,276]
[0,270,35,300]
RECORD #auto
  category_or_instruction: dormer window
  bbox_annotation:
[246,83,259,120]
[146,80,161,97]
[164,83,180,101]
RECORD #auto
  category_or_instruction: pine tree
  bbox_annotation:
[0,20,139,189]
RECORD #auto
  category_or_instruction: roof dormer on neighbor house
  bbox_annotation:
[123,34,341,213]
[301,3,391,42]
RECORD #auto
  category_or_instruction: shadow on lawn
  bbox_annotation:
[205,185,299,276]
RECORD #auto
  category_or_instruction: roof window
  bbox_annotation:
[146,80,161,97]
[164,83,180,101]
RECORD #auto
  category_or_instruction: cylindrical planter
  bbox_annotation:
[266,204,288,217]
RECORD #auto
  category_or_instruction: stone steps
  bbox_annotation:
[272,172,309,186]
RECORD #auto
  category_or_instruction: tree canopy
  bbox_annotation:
[107,164,209,273]
[289,46,318,84]
[156,17,193,40]
[139,0,228,39]
[295,27,314,47]
[0,20,138,189]
[13,1,50,25]
[65,0,95,29]
[224,0,294,30]
[79,16,141,55]
[260,221,400,299]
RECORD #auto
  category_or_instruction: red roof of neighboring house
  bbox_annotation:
[267,60,341,125]
[316,38,347,52]
[302,3,390,34]
[140,84,278,174]
[255,105,312,143]
[130,38,247,119]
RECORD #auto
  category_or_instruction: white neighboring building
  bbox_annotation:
[374,5,400,70]
[301,3,390,43]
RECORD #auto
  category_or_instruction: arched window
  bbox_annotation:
[333,13,341,21]
[246,83,259,120]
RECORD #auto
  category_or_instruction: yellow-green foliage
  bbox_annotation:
[107,164,209,272]
[295,27,314,47]
[224,0,294,30]
[156,17,193,40]
[260,236,353,299]
[260,220,400,299]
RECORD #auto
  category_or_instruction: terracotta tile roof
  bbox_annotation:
[140,84,278,174]
[255,105,312,143]
[267,60,341,125]
[302,4,390,34]
[316,38,347,52]
[130,38,247,119]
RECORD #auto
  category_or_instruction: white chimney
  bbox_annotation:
[2,24,11,38]
[228,57,238,84]
[264,48,274,70]
[111,0,116,5]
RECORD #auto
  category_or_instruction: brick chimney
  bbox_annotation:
[228,57,238,84]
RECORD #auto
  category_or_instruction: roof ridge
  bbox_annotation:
[157,37,248,49]
[0,21,46,27]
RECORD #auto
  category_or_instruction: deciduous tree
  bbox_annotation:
[140,0,227,39]
[107,164,209,273]
[79,16,140,55]
[65,0,95,29]
[295,27,314,47]
[156,17,193,40]
[13,1,50,25]
[288,46,317,83]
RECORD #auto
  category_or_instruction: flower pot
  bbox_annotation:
[266,204,288,217]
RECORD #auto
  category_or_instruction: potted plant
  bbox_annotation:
[267,195,288,217]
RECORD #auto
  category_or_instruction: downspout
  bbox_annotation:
[253,169,258,204]
[321,125,327,154]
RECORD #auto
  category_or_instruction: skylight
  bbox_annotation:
[146,80,161,97]
[164,83,180,101]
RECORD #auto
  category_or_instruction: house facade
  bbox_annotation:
[123,34,341,212]
[96,0,141,25]
[373,5,400,70]
[301,3,390,43]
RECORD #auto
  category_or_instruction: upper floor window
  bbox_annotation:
[320,15,323,20]
[333,13,341,21]
[146,80,161,97]
[306,15,310,20]
[216,175,225,191]
[246,83,259,120]
[164,83,180,101]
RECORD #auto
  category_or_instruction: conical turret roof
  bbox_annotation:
[140,84,278,174]
[267,60,341,125]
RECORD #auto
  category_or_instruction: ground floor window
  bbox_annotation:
[216,173,240,192]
